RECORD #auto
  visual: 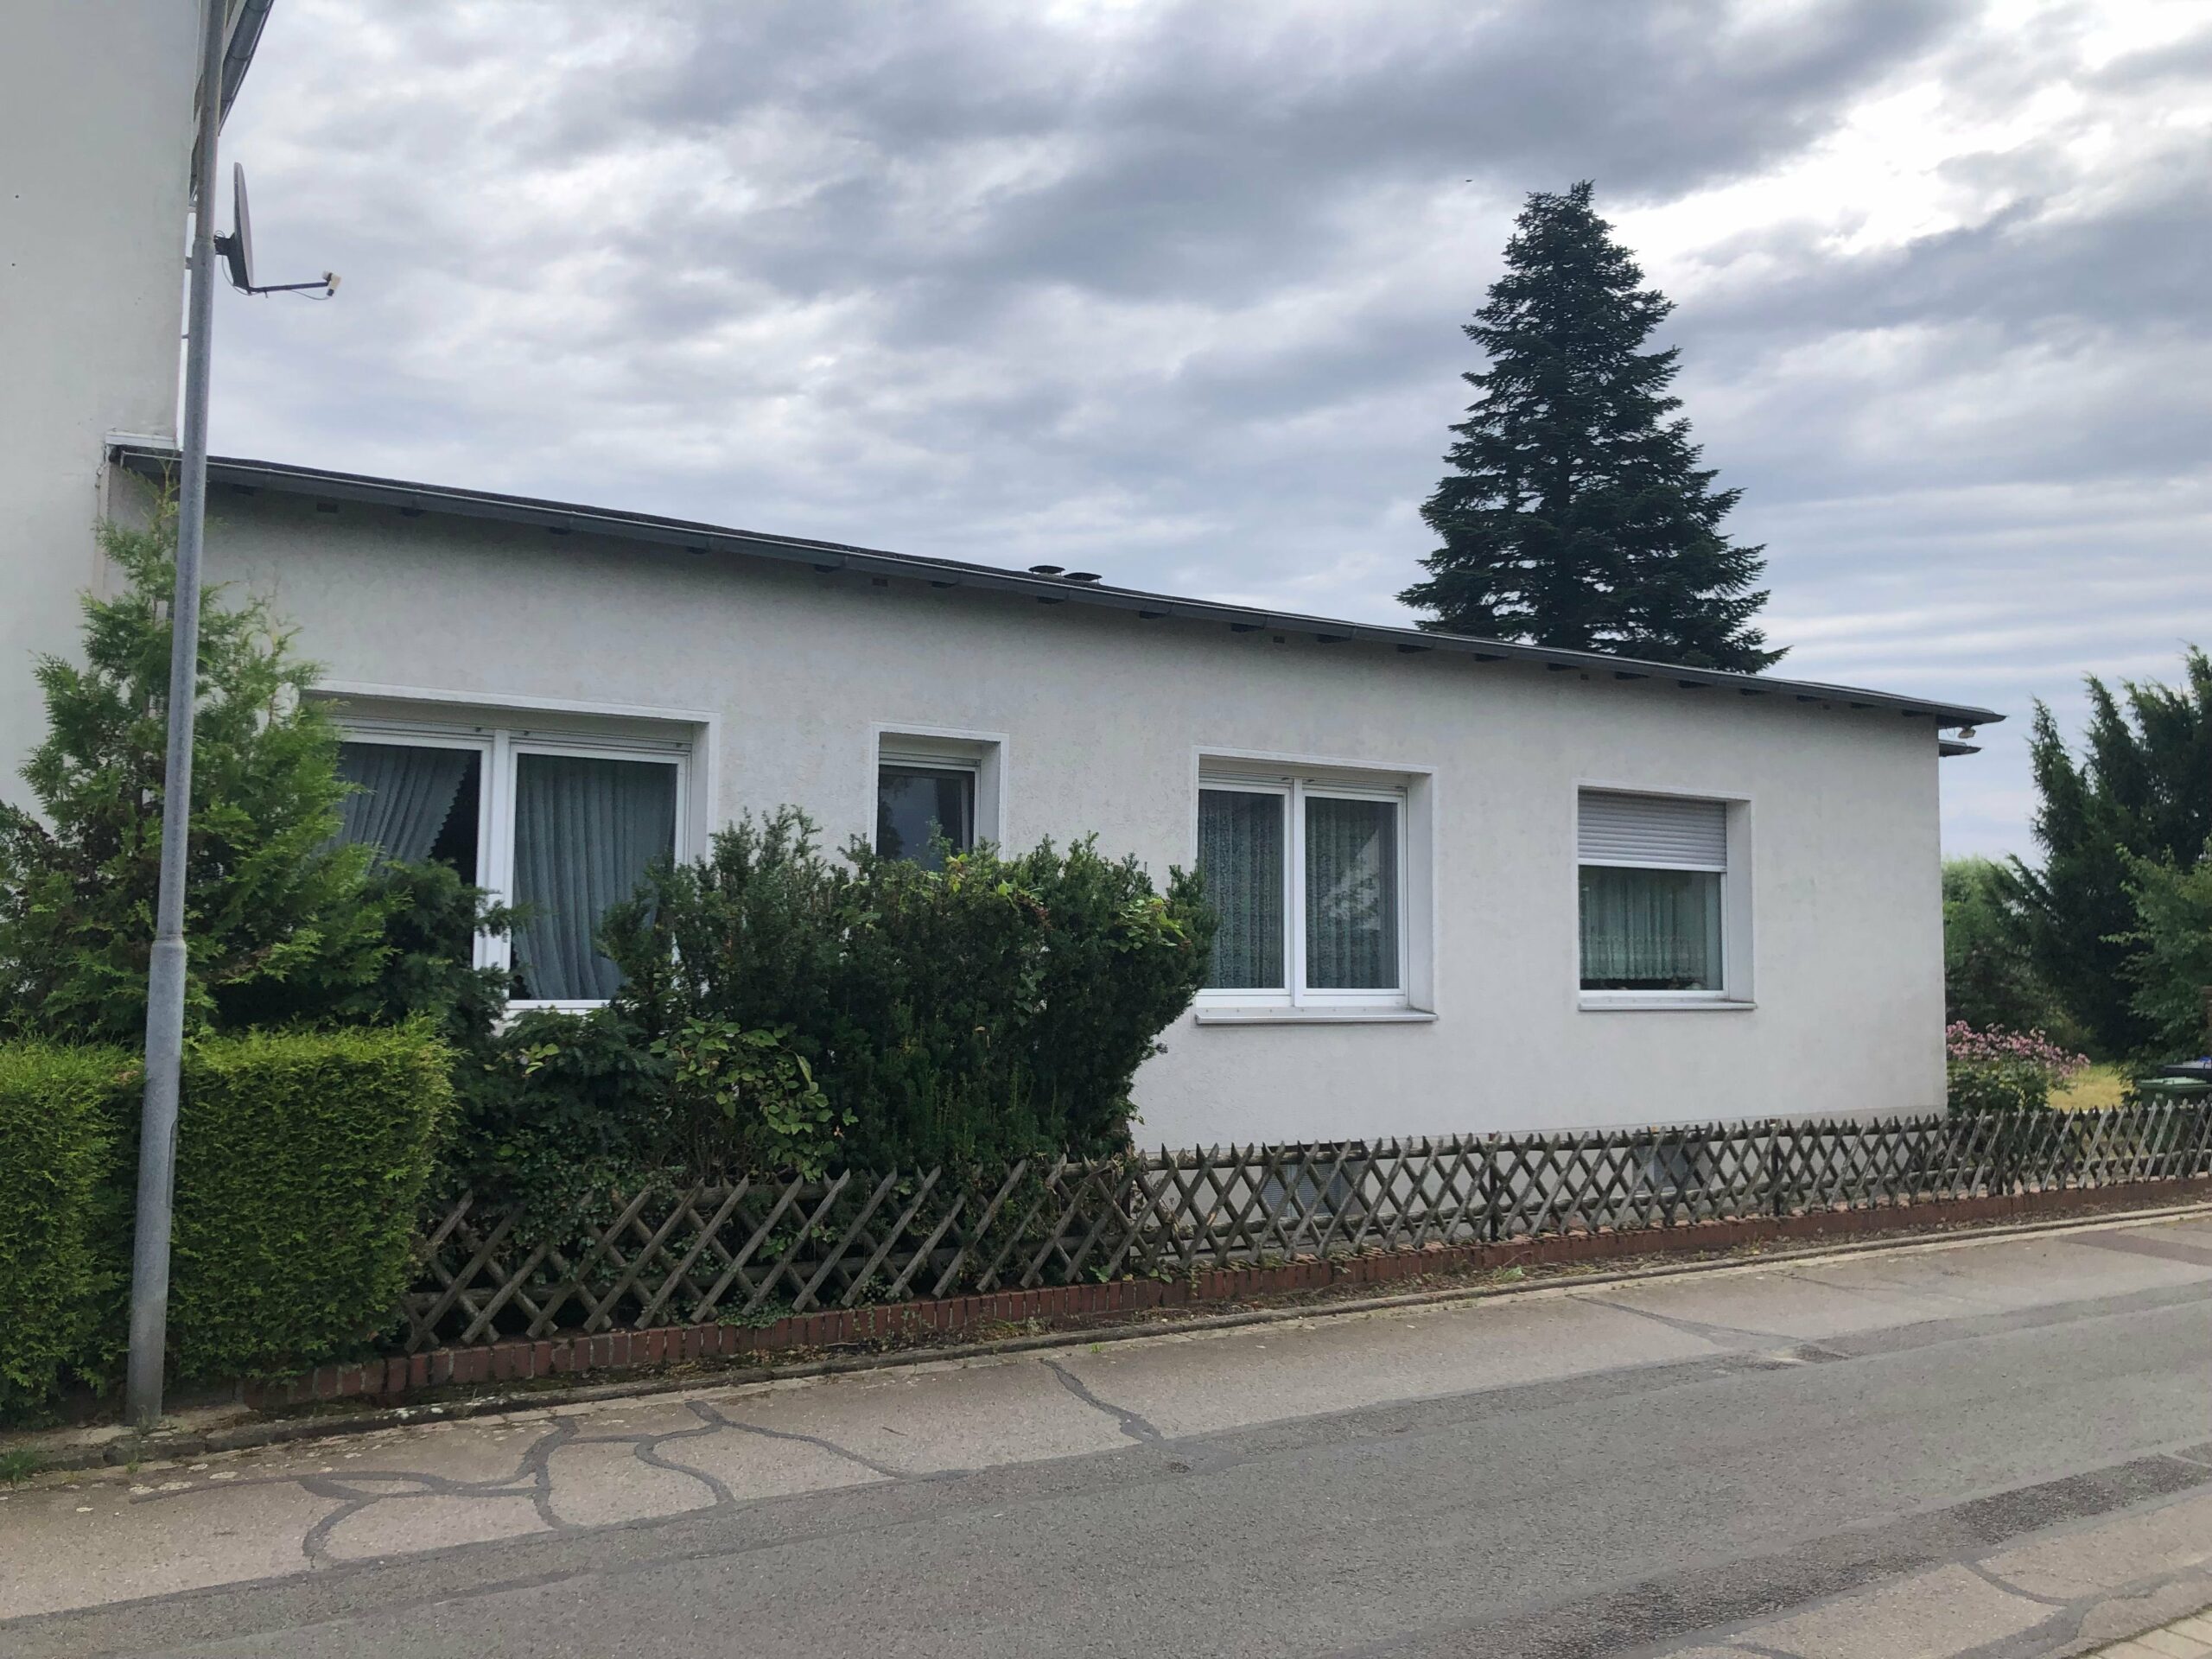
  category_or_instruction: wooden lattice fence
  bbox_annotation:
[400,1103,2212,1351]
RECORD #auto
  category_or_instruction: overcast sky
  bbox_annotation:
[213,0,2212,859]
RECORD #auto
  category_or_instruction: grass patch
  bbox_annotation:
[0,1446,42,1486]
[2053,1062,2132,1111]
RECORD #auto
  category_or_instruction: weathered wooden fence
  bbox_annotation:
[400,1103,2212,1351]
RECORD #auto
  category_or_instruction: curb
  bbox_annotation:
[22,1189,2212,1477]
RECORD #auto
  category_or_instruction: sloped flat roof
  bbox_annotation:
[112,442,2002,731]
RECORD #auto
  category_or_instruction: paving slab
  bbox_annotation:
[1728,1562,2052,1657]
[1979,1488,2212,1603]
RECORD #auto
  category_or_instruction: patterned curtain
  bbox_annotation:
[334,741,472,867]
[1198,790,1285,989]
[1579,866,1723,989]
[1304,797,1398,989]
[512,754,677,1001]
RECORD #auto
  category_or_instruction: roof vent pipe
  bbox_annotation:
[1028,563,1065,576]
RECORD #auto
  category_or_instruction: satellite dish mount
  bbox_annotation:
[211,163,338,296]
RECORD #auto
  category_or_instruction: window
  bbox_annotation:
[1577,791,1730,996]
[334,721,686,1007]
[1197,772,1408,1008]
[876,763,975,869]
[873,730,1001,867]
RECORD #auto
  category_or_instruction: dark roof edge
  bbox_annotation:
[111,443,2003,730]
[219,0,277,126]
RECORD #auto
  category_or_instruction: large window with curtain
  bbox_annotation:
[1577,790,1730,995]
[333,725,685,1007]
[1197,773,1405,1007]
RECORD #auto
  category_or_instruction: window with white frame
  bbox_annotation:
[332,721,686,1007]
[1197,772,1408,1007]
[874,731,1000,869]
[1576,791,1729,995]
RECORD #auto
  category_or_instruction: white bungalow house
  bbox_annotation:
[4,5,1998,1150]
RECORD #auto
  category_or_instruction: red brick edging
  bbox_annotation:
[246,1176,2212,1409]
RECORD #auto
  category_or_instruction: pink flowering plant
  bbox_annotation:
[1945,1022,2091,1115]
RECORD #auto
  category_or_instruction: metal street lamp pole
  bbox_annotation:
[127,0,231,1431]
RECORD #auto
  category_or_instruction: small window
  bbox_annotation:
[1577,791,1728,995]
[876,763,976,870]
[1198,773,1406,1006]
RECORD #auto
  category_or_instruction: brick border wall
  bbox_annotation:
[247,1177,2212,1408]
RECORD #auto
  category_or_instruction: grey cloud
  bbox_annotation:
[213,0,2212,858]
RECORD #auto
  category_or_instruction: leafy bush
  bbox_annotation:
[597,809,1212,1173]
[0,1046,124,1419]
[447,810,1211,1219]
[1944,1022,2090,1115]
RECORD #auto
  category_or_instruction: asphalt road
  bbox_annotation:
[10,1216,2212,1658]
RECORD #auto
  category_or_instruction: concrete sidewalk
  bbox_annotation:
[5,1210,2212,1657]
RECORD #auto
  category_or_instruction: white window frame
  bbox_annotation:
[868,724,1006,853]
[1573,785,1754,1012]
[332,708,694,1014]
[1194,762,1422,1018]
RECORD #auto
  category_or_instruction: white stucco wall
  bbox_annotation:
[200,490,1953,1148]
[0,6,200,804]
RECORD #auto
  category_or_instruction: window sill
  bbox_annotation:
[1193,1006,1438,1027]
[1578,996,1757,1013]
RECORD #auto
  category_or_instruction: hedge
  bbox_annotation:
[0,1046,125,1417]
[0,1026,450,1417]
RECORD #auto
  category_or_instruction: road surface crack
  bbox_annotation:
[1042,1357,1163,1443]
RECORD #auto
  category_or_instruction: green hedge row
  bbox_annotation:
[0,1027,449,1419]
[0,1046,124,1418]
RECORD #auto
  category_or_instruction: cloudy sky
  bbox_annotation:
[213,0,2212,858]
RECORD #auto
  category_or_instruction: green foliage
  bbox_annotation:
[2119,844,2212,1059]
[446,1006,669,1224]
[0,506,388,1041]
[0,1027,448,1416]
[655,1017,850,1180]
[0,1046,122,1419]
[1400,181,1782,672]
[596,810,1213,1173]
[2012,646,2211,1055]
[1942,857,2075,1041]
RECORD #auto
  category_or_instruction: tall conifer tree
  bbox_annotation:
[1402,182,1783,671]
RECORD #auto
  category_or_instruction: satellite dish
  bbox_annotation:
[210,162,338,297]
[216,162,255,291]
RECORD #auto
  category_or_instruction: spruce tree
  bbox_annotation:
[0,504,390,1041]
[1401,181,1783,671]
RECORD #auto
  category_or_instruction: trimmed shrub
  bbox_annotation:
[442,810,1214,1218]
[0,1046,125,1418]
[595,810,1213,1173]
[153,1027,452,1380]
[0,1026,450,1413]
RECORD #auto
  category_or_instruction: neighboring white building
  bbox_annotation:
[9,10,1998,1149]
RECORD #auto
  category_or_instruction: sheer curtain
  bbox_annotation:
[1578,867,1722,989]
[1304,797,1398,989]
[512,754,677,1001]
[334,742,472,866]
[1198,790,1285,989]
